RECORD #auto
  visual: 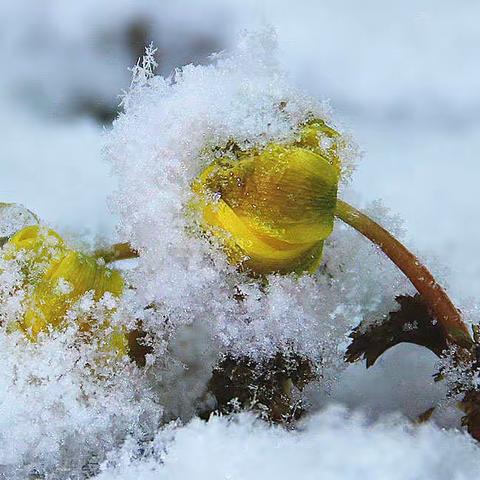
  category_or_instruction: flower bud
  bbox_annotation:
[3,225,127,355]
[192,124,340,275]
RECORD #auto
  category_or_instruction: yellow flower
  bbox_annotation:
[192,120,340,275]
[3,225,127,356]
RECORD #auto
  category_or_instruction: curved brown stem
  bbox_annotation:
[335,199,474,350]
[96,202,474,351]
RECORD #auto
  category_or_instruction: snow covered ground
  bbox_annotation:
[1,1,479,478]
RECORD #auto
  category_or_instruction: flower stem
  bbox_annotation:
[94,242,138,263]
[335,199,474,349]
[96,202,474,350]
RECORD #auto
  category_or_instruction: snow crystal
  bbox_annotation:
[54,278,74,296]
[0,240,162,479]
[94,407,480,480]
[0,327,161,479]
[0,203,38,238]
[107,30,404,385]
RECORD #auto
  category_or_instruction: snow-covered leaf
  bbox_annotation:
[346,295,448,367]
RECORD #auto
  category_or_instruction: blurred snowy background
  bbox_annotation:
[1,1,479,478]
[1,0,478,299]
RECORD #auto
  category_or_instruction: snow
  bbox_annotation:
[0,1,479,478]
[0,104,116,236]
[0,203,38,237]
[0,328,161,479]
[106,31,408,378]
[95,408,480,480]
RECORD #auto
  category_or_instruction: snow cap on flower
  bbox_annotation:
[107,29,382,366]
[192,120,341,275]
[3,225,127,355]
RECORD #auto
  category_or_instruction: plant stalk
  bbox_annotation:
[335,199,473,350]
[97,201,474,350]
[95,242,138,263]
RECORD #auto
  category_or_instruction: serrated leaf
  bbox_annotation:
[345,294,449,367]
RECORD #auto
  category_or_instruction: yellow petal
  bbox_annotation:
[3,226,127,356]
[5,225,64,262]
[192,138,340,275]
[294,119,342,174]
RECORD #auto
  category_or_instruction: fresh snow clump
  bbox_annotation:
[107,30,409,377]
[0,242,162,479]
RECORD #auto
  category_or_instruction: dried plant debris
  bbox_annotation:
[205,352,316,424]
[346,294,449,367]
[128,328,153,367]
[416,407,436,424]
[461,390,480,442]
